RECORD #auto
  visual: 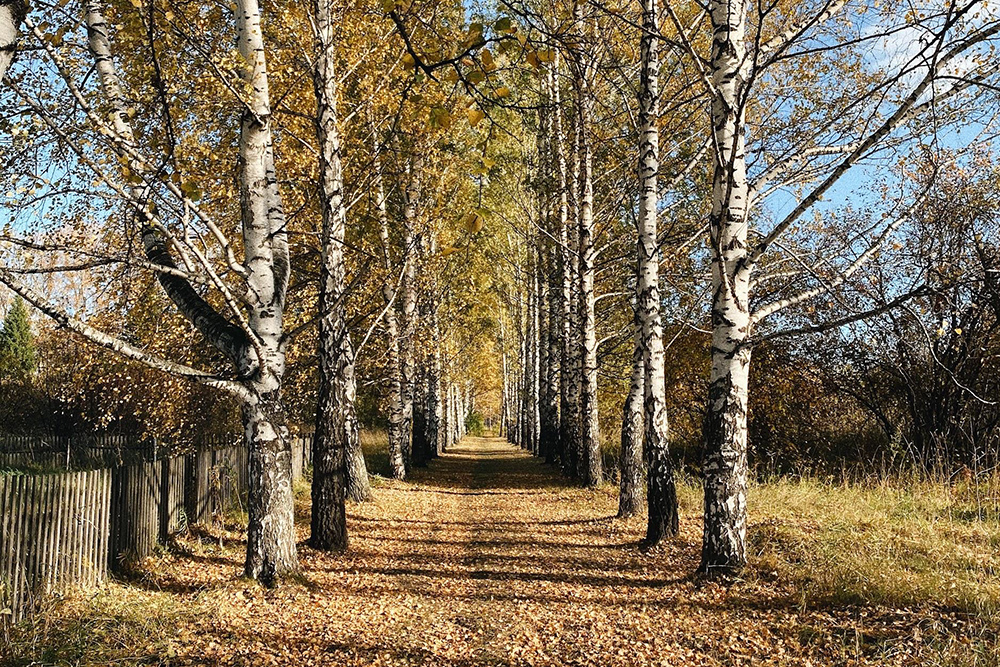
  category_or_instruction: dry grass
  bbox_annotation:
[745,476,1000,614]
[3,437,999,666]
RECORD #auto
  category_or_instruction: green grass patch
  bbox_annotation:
[359,428,390,478]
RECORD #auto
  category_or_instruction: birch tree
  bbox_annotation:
[687,0,1000,574]
[553,54,577,475]
[0,0,304,583]
[637,0,679,545]
[424,232,444,459]
[376,156,409,479]
[309,0,365,551]
[570,0,602,486]
[0,0,25,83]
[618,294,645,517]
[400,153,422,470]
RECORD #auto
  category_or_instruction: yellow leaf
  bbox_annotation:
[429,107,452,129]
[467,109,486,126]
[495,86,511,98]
[463,211,485,233]
[481,49,495,70]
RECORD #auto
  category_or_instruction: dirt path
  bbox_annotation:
[180,437,836,666]
[12,436,960,666]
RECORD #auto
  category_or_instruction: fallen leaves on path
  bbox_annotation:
[6,437,995,666]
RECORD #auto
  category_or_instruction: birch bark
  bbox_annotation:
[309,0,372,549]
[425,237,443,458]
[555,65,577,476]
[542,61,562,466]
[458,384,465,440]
[534,251,543,456]
[572,0,601,486]
[638,0,679,545]
[500,318,509,440]
[400,157,422,470]
[544,240,561,465]
[87,0,298,581]
[535,76,550,460]
[537,243,551,459]
[700,0,752,574]
[452,385,459,447]
[564,88,583,479]
[411,371,429,467]
[529,249,541,455]
[618,290,645,518]
[521,262,529,450]
[0,0,26,84]
[376,162,408,479]
[450,384,458,444]
[234,0,297,582]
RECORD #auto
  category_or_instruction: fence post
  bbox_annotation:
[159,458,170,543]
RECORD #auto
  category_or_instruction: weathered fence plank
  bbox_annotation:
[1,436,315,623]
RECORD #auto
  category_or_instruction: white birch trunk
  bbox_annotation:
[542,61,562,465]
[519,288,529,449]
[85,0,297,581]
[563,83,583,479]
[535,73,551,456]
[376,161,407,479]
[0,1,26,85]
[310,0,369,554]
[637,0,678,544]
[618,289,645,518]
[537,243,550,458]
[554,63,576,474]
[544,240,561,465]
[463,383,473,435]
[452,384,461,444]
[573,0,602,486]
[500,318,509,440]
[234,0,297,582]
[529,250,541,455]
[701,0,752,575]
[449,384,457,444]
[400,156,421,469]
[424,236,443,458]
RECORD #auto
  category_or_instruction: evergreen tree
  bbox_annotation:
[0,296,37,380]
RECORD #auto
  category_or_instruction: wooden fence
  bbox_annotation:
[0,470,110,623]
[0,434,238,472]
[1,434,313,623]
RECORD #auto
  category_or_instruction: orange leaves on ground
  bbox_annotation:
[8,437,998,666]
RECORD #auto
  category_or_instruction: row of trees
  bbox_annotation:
[490,0,1000,574]
[0,0,998,584]
[0,0,492,583]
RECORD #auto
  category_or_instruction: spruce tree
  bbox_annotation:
[0,296,37,379]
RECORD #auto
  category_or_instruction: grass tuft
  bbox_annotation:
[742,476,1000,619]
